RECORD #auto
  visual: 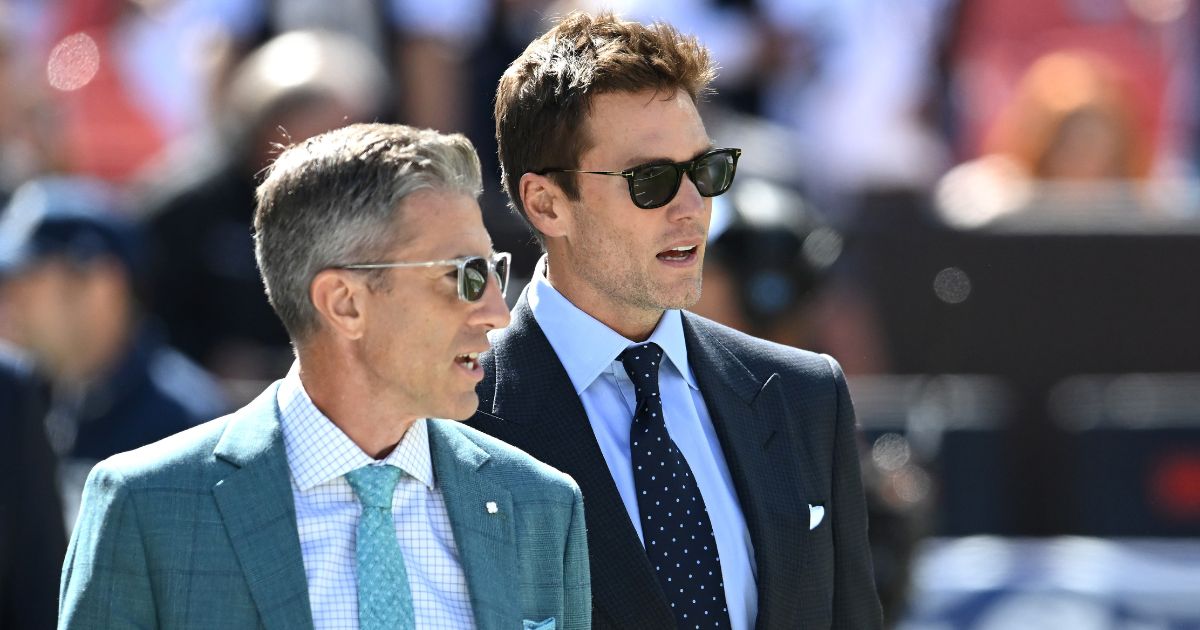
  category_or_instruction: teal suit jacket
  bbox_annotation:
[59,383,591,629]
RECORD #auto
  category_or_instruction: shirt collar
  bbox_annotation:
[528,256,697,393]
[277,364,435,491]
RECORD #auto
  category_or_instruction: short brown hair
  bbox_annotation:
[494,12,716,243]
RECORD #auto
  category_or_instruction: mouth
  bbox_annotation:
[656,244,699,265]
[455,352,480,370]
[454,352,483,379]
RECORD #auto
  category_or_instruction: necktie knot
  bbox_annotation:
[620,342,665,395]
[346,465,402,509]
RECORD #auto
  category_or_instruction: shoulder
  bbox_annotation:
[86,415,232,489]
[434,420,580,503]
[682,311,840,381]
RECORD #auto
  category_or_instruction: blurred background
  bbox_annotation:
[0,0,1198,628]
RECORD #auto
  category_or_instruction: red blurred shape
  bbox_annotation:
[1150,452,1200,521]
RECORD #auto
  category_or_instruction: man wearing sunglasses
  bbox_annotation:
[468,12,882,630]
[61,124,591,629]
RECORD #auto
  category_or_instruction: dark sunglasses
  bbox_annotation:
[538,147,742,209]
[338,252,511,302]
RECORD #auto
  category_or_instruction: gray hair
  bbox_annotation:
[254,123,482,342]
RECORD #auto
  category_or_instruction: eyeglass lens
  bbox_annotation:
[461,255,509,301]
[631,150,737,209]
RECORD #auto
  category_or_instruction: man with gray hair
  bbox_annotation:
[61,123,591,630]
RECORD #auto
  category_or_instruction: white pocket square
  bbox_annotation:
[809,504,825,530]
[524,618,555,630]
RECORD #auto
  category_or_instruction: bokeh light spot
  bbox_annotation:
[872,433,912,472]
[47,33,100,92]
[933,267,972,304]
[801,227,843,269]
[893,467,932,505]
[1127,0,1189,23]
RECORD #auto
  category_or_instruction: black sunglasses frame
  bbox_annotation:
[538,147,742,209]
[336,252,511,302]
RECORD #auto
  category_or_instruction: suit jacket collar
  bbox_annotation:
[276,369,436,491]
[211,382,315,630]
[527,269,697,392]
[210,384,528,630]
[681,313,812,629]
[426,420,519,630]
[486,293,677,628]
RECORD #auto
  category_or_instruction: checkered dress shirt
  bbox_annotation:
[278,369,476,630]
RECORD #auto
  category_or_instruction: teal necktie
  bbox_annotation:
[346,465,415,630]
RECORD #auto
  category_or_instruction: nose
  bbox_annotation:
[473,276,512,331]
[667,174,706,222]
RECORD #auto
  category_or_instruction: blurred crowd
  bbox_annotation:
[1,0,1198,627]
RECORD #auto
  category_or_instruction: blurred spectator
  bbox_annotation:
[143,30,387,387]
[3,0,402,187]
[689,179,925,622]
[692,177,889,374]
[386,0,560,278]
[0,4,62,195]
[0,177,227,526]
[23,0,262,185]
[988,51,1150,180]
[0,343,64,630]
[936,50,1174,227]
[391,0,493,134]
[753,0,955,222]
[564,0,775,114]
[948,0,1196,173]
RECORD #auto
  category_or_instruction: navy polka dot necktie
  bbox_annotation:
[620,342,731,629]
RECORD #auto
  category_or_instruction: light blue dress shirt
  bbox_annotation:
[527,266,759,630]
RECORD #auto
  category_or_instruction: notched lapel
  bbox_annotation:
[751,373,782,450]
[683,315,810,629]
[211,384,314,630]
[428,421,519,630]
[483,296,675,629]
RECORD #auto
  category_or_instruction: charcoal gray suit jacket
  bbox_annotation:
[467,292,882,629]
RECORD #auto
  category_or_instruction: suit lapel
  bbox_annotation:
[486,296,675,628]
[426,420,518,630]
[682,314,810,629]
[211,383,315,630]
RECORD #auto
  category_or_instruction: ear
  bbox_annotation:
[310,269,367,341]
[519,172,569,239]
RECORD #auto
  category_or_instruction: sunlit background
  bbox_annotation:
[0,0,1198,628]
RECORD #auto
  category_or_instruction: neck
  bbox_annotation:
[296,343,418,459]
[543,257,662,342]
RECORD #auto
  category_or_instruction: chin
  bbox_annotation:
[657,280,703,311]
[438,393,480,421]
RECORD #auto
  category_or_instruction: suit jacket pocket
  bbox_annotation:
[524,618,556,630]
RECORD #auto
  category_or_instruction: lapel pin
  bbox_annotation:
[486,501,499,514]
